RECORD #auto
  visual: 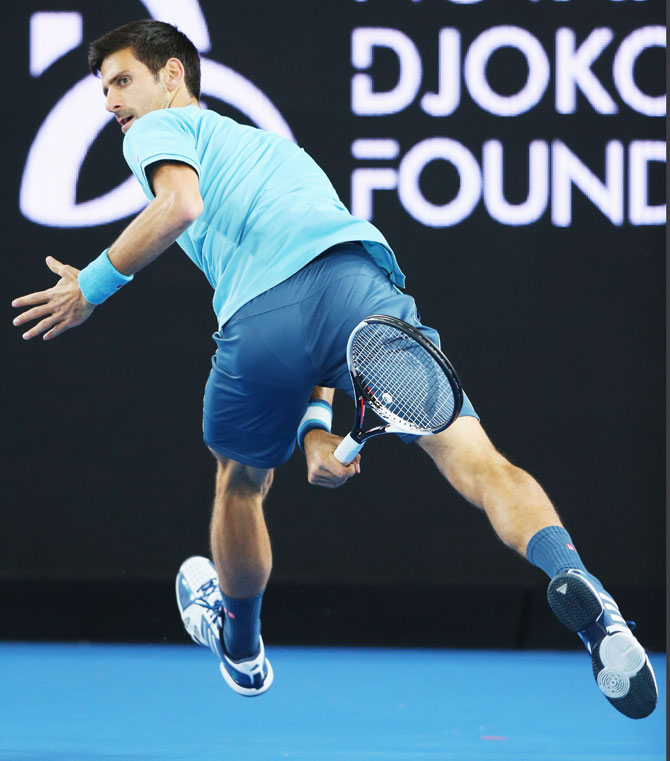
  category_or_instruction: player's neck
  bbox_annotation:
[168,88,199,110]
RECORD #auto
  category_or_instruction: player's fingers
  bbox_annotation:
[317,461,357,484]
[335,461,359,480]
[11,290,51,308]
[309,465,345,488]
[21,313,60,341]
[341,464,357,479]
[12,304,53,327]
[43,320,70,341]
[311,478,340,489]
[327,453,358,476]
[311,474,345,489]
[46,256,65,275]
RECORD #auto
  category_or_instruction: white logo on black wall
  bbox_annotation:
[20,0,294,228]
[350,14,666,228]
[20,1,666,230]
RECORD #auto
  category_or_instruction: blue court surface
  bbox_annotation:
[0,643,665,760]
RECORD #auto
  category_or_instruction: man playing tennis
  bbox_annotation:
[12,20,656,717]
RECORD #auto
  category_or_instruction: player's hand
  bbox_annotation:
[12,257,96,341]
[303,429,361,488]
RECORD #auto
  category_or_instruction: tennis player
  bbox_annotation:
[12,21,656,717]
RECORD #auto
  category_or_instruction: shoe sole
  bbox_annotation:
[219,658,274,697]
[547,573,657,719]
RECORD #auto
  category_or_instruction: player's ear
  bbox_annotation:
[163,57,185,92]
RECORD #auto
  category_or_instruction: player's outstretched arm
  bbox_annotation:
[12,162,202,341]
[302,387,361,488]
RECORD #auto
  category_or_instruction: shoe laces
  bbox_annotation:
[193,578,223,621]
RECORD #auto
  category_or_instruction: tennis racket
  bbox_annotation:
[333,314,463,465]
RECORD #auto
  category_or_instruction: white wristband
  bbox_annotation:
[297,399,333,450]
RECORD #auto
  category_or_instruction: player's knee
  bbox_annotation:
[473,456,544,513]
[209,448,274,498]
[455,453,510,507]
[420,418,507,495]
[219,461,274,499]
[445,438,517,506]
[476,455,517,489]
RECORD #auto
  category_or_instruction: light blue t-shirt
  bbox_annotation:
[122,105,405,327]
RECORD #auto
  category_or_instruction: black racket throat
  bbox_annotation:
[350,375,390,443]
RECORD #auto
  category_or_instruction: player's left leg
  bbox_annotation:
[418,416,658,719]
[418,416,559,553]
[176,454,275,697]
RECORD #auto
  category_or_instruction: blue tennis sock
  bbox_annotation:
[219,590,264,661]
[526,525,605,593]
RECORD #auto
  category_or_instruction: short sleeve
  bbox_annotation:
[122,109,201,198]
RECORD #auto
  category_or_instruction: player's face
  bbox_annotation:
[100,48,170,133]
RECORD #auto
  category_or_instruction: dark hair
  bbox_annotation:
[88,20,200,99]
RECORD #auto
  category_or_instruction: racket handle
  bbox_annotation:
[333,434,364,465]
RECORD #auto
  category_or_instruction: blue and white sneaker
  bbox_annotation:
[547,569,657,719]
[218,635,274,698]
[176,556,273,697]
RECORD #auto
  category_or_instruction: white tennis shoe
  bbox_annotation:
[176,556,273,696]
[547,569,657,719]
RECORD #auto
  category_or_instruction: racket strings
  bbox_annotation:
[351,324,456,432]
[358,343,453,430]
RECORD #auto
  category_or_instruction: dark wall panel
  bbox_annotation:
[2,1,664,621]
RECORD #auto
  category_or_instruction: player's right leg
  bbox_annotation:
[176,454,274,696]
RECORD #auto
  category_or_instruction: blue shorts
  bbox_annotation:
[203,242,479,468]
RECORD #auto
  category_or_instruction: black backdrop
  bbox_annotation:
[2,0,665,648]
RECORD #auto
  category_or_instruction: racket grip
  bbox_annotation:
[333,434,364,465]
